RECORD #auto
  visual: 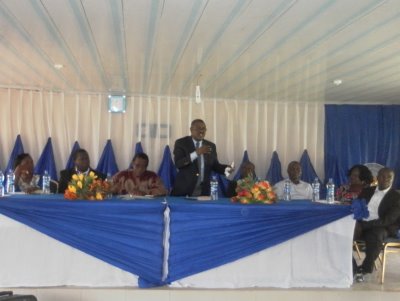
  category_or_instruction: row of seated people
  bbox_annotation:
[12,149,375,201]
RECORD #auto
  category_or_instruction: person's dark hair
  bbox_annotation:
[132,152,149,167]
[13,153,31,169]
[73,148,89,161]
[348,164,373,185]
[191,119,205,127]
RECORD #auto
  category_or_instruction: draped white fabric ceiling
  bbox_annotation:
[0,0,399,103]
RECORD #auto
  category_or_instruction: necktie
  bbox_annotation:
[196,141,204,182]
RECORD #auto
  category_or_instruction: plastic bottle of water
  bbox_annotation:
[0,170,4,197]
[5,169,15,194]
[326,178,335,204]
[312,177,320,202]
[210,175,219,200]
[105,173,113,199]
[283,179,291,201]
[42,170,51,194]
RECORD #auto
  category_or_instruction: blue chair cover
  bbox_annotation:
[5,134,24,173]
[265,151,283,185]
[157,145,176,193]
[65,141,81,170]
[96,139,119,176]
[34,138,58,183]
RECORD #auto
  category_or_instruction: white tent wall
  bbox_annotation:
[0,87,325,180]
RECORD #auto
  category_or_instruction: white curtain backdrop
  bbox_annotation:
[0,87,325,180]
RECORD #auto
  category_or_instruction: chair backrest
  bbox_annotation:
[50,180,59,194]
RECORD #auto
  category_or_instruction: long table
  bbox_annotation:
[0,194,356,288]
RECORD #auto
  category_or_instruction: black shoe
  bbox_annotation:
[354,266,364,283]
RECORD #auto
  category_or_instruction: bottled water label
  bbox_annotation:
[312,178,320,202]
[210,176,219,200]
[6,169,15,194]
[326,178,335,204]
[42,171,51,194]
[0,171,4,197]
[283,180,291,201]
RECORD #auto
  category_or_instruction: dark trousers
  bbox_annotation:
[353,221,388,273]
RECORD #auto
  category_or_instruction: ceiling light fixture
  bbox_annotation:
[333,79,342,86]
[195,85,201,103]
[54,64,64,70]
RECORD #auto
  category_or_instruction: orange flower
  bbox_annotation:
[231,175,276,205]
[64,189,77,200]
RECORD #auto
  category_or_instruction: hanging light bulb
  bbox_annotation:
[195,85,201,103]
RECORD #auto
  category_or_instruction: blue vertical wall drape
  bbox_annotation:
[325,105,400,188]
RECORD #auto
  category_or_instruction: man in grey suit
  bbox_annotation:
[171,119,232,197]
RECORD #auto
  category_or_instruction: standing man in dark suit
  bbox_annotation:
[354,167,400,281]
[58,148,106,193]
[171,119,233,197]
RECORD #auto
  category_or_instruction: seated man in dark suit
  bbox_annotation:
[354,167,400,282]
[58,148,106,193]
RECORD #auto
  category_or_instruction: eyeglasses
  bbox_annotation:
[191,126,207,131]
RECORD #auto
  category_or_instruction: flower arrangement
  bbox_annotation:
[64,172,111,200]
[231,175,277,204]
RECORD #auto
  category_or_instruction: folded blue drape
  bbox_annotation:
[265,151,283,185]
[4,134,24,173]
[135,142,144,154]
[65,141,81,169]
[34,137,58,183]
[157,145,176,192]
[128,142,144,168]
[167,199,352,282]
[233,150,250,180]
[300,150,319,183]
[0,195,166,288]
[96,139,119,176]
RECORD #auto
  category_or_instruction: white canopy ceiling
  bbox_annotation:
[1,0,399,103]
